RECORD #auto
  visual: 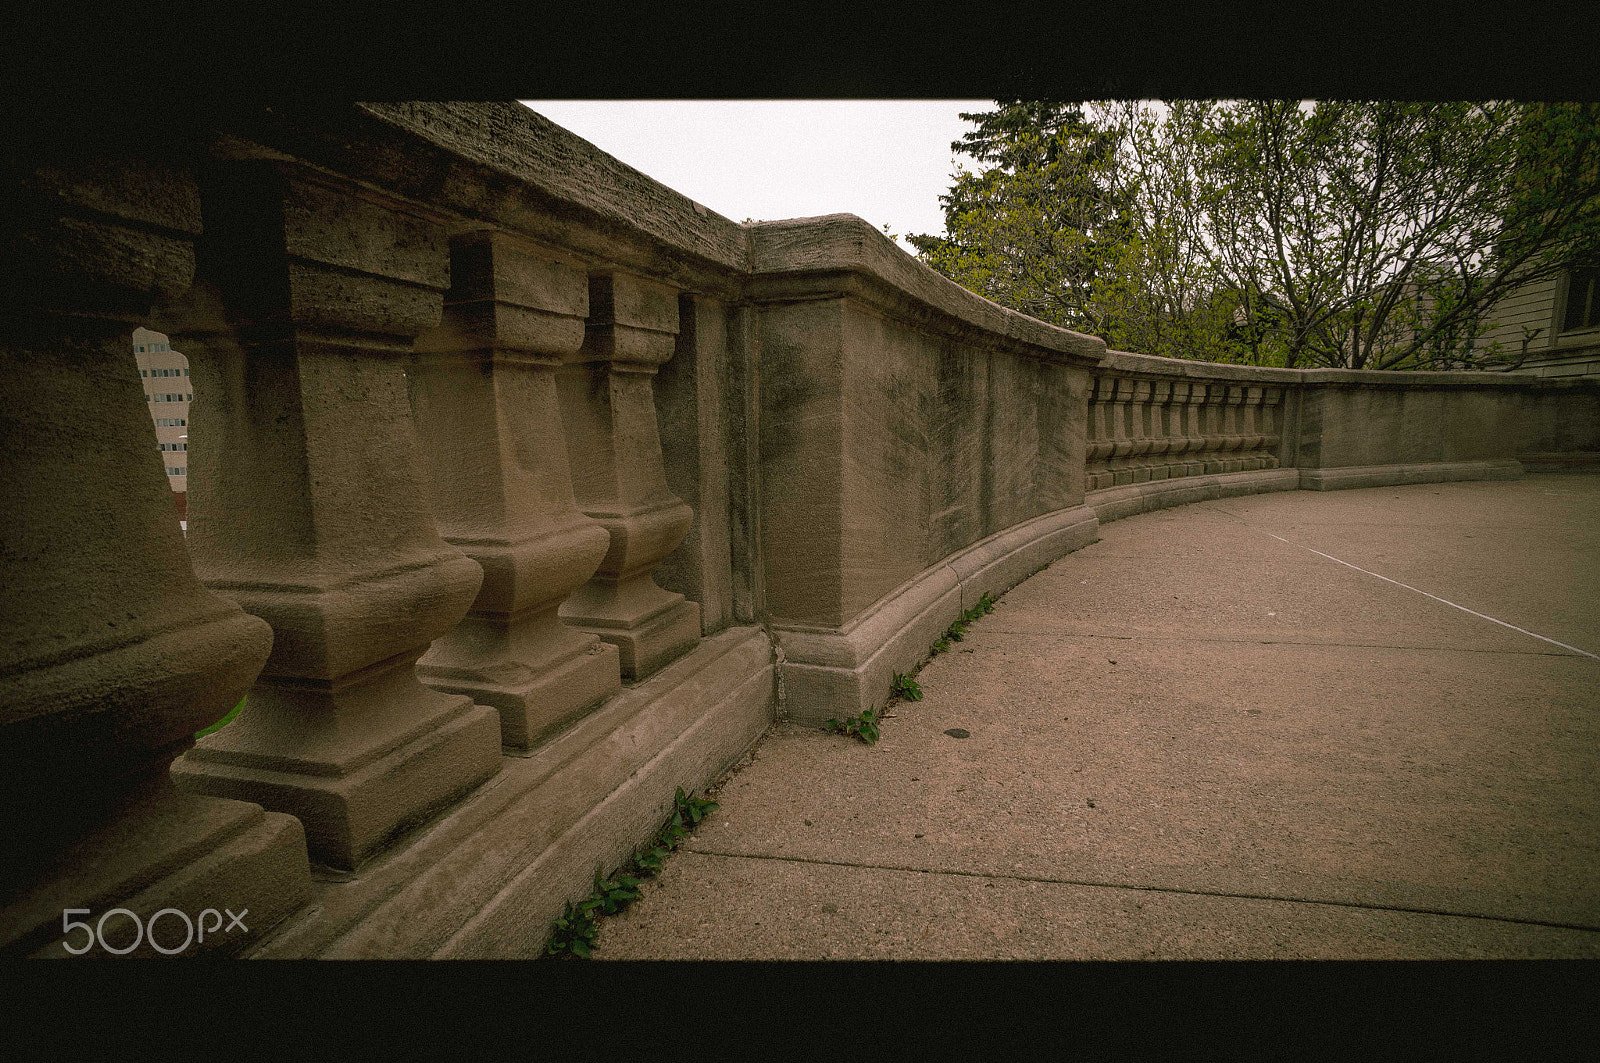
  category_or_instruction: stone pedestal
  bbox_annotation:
[409,232,621,750]
[557,272,700,681]
[163,159,501,870]
[1,134,310,955]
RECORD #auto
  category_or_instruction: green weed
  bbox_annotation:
[545,786,719,959]
[196,696,246,739]
[890,672,923,701]
[823,707,882,745]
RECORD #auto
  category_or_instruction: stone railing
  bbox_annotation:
[4,102,1597,959]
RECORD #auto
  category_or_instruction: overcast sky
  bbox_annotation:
[519,100,996,252]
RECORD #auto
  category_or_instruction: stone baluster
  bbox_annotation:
[162,159,502,871]
[1200,385,1228,473]
[1145,381,1175,480]
[1085,377,1116,489]
[1239,386,1267,469]
[407,232,621,750]
[1220,385,1248,471]
[1162,382,1193,477]
[1,135,310,956]
[1260,387,1284,467]
[1180,383,1211,476]
[556,271,700,681]
[1105,378,1138,485]
[1126,380,1155,483]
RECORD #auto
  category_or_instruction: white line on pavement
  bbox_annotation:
[1256,529,1600,661]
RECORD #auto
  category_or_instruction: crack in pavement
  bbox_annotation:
[678,847,1600,935]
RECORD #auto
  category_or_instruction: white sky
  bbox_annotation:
[519,100,996,252]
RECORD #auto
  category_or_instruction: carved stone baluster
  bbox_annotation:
[408,232,621,750]
[1126,380,1155,483]
[164,159,502,871]
[557,271,700,681]
[1106,378,1137,485]
[1182,383,1211,476]
[1,136,310,957]
[1145,381,1174,481]
[1200,385,1228,473]
[1220,385,1248,471]
[1085,376,1115,490]
[1260,387,1283,468]
[1163,383,1193,478]
[1239,386,1267,469]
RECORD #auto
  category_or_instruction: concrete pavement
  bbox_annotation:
[596,474,1600,959]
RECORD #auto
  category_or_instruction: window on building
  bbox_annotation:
[1562,267,1599,333]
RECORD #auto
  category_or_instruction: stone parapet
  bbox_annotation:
[7,101,1598,960]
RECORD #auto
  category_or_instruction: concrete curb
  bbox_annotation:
[248,626,774,958]
[773,506,1099,725]
[1299,460,1523,491]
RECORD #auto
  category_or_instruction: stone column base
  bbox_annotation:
[173,664,503,870]
[3,792,311,958]
[418,637,621,752]
[569,598,702,682]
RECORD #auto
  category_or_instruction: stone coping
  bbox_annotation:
[252,103,1593,390]
[745,216,1106,365]
[1101,349,1600,390]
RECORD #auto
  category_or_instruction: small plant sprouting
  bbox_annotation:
[824,594,1000,748]
[545,785,719,959]
[890,672,923,702]
[928,593,996,658]
[824,707,882,745]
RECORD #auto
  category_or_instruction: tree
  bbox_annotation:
[913,100,1600,371]
[906,101,1131,336]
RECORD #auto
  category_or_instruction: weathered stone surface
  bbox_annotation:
[654,295,736,636]
[249,627,773,959]
[164,159,501,870]
[409,231,621,751]
[1,141,309,957]
[10,102,1600,962]
[558,272,700,680]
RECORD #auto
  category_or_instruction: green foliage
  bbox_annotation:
[890,672,923,701]
[912,100,1600,371]
[929,593,997,659]
[545,898,601,959]
[196,696,246,739]
[824,707,882,745]
[545,785,719,959]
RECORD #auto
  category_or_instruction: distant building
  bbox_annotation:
[1480,265,1600,378]
[132,326,191,514]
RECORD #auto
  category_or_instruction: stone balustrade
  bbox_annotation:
[1086,369,1286,490]
[4,102,1596,958]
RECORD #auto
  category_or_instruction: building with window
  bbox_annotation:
[1480,266,1600,378]
[132,326,191,511]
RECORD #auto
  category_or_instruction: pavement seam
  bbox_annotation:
[964,628,1585,658]
[679,847,1600,935]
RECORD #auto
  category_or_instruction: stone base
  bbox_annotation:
[2,790,310,958]
[419,639,622,752]
[1299,460,1523,491]
[173,669,503,870]
[570,599,702,682]
[774,505,1099,726]
[1087,468,1300,524]
[250,625,775,958]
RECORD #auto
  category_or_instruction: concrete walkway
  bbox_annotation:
[597,474,1600,959]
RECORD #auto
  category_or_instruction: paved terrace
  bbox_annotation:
[599,475,1600,960]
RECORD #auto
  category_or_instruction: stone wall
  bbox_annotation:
[4,101,1597,958]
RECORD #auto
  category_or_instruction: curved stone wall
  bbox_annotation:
[5,101,1597,956]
